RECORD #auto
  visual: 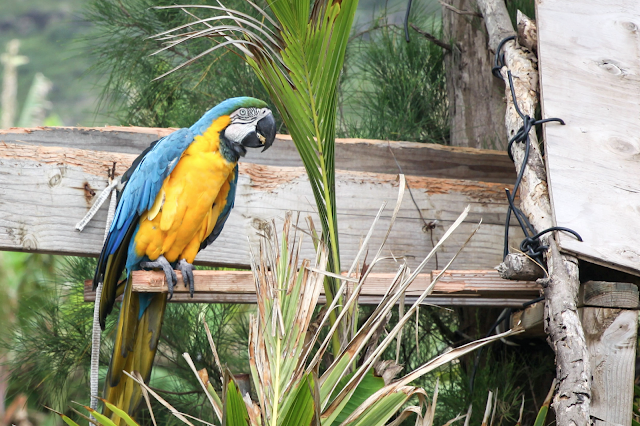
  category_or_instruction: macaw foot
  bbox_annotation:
[141,255,178,300]
[177,259,195,298]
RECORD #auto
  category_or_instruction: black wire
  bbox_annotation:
[522,295,544,308]
[492,36,515,78]
[469,36,585,396]
[469,307,512,392]
[468,291,547,393]
[492,39,579,264]
[404,0,413,42]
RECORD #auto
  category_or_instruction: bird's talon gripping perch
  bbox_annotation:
[141,255,177,299]
[177,259,195,297]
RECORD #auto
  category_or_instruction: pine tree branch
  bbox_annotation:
[410,24,452,52]
[439,1,482,17]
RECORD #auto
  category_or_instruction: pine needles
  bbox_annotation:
[340,10,449,143]
[84,0,277,129]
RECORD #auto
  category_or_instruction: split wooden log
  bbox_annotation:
[496,252,545,281]
[476,2,591,424]
[581,282,639,426]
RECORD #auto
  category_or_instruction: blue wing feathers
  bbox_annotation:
[108,215,135,256]
[110,128,193,234]
[140,180,151,212]
[103,127,195,272]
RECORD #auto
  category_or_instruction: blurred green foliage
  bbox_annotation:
[0,0,101,126]
[84,0,280,130]
[340,9,449,143]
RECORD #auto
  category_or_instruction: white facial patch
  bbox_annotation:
[224,122,254,143]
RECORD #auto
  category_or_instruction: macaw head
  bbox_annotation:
[190,97,277,158]
[225,105,276,157]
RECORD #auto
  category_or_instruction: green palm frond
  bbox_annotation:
[148,0,358,334]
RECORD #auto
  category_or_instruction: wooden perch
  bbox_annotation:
[83,270,542,307]
[476,1,591,424]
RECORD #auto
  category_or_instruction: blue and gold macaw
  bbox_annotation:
[92,97,276,421]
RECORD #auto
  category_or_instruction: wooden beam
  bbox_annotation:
[0,143,524,273]
[581,281,639,426]
[0,126,516,183]
[537,0,640,277]
[83,270,541,307]
[496,252,545,281]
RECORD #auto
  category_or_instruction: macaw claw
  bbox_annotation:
[141,255,178,300]
[178,259,195,297]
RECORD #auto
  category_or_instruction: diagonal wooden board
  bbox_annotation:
[0,126,516,183]
[0,143,523,273]
[537,0,640,276]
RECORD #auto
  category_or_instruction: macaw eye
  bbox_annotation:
[238,108,247,117]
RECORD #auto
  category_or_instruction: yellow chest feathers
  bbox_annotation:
[133,116,237,263]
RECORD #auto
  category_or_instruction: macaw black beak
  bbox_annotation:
[240,111,276,152]
[256,112,276,152]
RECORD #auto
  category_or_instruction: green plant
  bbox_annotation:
[89,201,517,425]
[1,257,250,425]
[85,0,276,129]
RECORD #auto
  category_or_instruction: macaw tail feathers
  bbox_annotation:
[103,279,167,425]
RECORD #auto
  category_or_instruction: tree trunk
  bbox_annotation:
[442,0,506,149]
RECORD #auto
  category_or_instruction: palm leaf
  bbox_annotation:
[223,372,250,426]
[149,0,360,348]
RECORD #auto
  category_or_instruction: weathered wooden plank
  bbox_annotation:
[510,301,545,337]
[581,282,639,426]
[0,143,523,272]
[82,270,541,307]
[537,0,640,276]
[0,126,516,183]
[581,281,640,309]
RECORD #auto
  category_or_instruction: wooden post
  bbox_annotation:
[582,282,639,426]
[475,2,592,424]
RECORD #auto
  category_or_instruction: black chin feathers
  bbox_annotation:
[240,131,263,149]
